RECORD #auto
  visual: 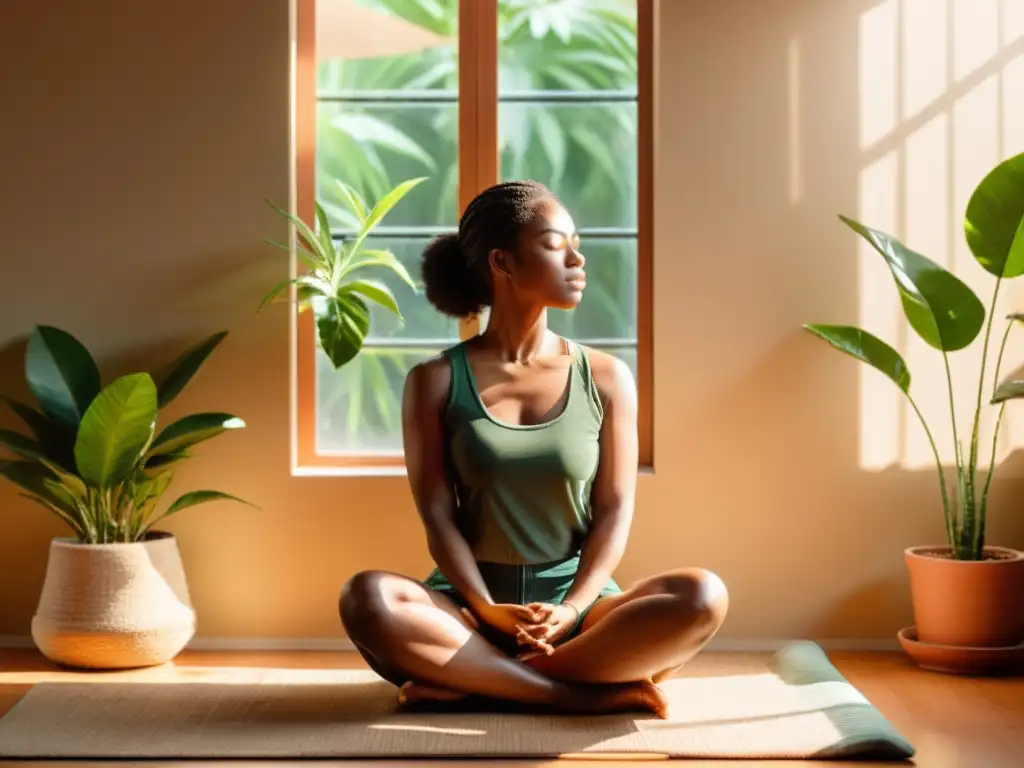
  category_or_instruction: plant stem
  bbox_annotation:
[908,394,954,548]
[960,278,1002,559]
[940,350,965,553]
[977,317,1015,556]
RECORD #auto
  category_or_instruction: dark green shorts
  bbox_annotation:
[423,553,621,655]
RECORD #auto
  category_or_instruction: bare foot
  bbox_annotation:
[588,680,668,719]
[398,680,467,705]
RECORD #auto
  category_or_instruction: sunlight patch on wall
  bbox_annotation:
[1004,0,1024,45]
[901,0,947,121]
[857,151,902,470]
[858,0,898,150]
[856,0,1024,472]
[953,0,999,82]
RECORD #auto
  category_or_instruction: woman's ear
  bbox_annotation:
[488,248,513,282]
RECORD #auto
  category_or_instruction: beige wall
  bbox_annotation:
[1,0,1022,645]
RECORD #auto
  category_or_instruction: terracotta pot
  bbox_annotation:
[905,545,1024,648]
[31,531,195,669]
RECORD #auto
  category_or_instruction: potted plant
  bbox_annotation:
[259,176,426,368]
[803,151,1024,657]
[0,327,251,669]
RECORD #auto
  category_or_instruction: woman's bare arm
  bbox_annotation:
[402,357,494,613]
[562,350,638,611]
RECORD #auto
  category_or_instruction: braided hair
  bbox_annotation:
[421,180,554,317]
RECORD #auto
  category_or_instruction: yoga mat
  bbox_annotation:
[0,641,913,760]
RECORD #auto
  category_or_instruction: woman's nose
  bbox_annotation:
[567,246,585,268]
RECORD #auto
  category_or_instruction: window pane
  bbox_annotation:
[317,102,458,230]
[548,238,636,340]
[316,1,458,92]
[498,1,637,92]
[499,102,637,228]
[356,237,460,341]
[316,347,441,455]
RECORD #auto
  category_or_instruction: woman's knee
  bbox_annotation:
[339,569,393,635]
[655,568,729,630]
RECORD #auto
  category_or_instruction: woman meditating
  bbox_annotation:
[339,181,728,718]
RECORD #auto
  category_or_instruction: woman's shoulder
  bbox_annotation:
[573,344,637,412]
[403,340,470,409]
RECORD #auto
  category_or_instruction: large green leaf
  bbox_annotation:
[162,490,255,519]
[840,215,985,352]
[148,412,245,457]
[74,373,158,488]
[342,279,402,318]
[155,331,228,409]
[803,324,911,393]
[25,326,101,430]
[964,152,1024,278]
[317,294,371,369]
[343,249,417,290]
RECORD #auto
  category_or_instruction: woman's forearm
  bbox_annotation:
[564,509,631,610]
[426,518,494,612]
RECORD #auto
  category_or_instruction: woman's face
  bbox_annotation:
[496,198,587,310]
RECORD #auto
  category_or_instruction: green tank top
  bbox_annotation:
[442,338,604,565]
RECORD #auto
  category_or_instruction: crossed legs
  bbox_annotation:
[338,567,728,716]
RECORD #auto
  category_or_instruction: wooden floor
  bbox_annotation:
[0,648,1021,767]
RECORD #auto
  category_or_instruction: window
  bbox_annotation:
[292,0,654,473]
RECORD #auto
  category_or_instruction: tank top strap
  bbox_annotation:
[441,341,476,415]
[567,340,604,423]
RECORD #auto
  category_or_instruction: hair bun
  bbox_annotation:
[421,233,490,318]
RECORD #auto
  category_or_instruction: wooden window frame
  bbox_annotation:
[290,0,655,475]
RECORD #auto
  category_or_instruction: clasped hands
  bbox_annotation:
[463,601,580,658]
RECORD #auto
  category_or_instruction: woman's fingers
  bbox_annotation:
[515,625,553,653]
[517,604,547,622]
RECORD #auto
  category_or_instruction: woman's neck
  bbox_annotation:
[479,302,556,363]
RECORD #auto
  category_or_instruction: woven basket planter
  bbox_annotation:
[31,531,195,669]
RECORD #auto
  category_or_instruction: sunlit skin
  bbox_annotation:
[339,198,729,718]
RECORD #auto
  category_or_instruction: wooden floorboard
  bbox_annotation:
[0,648,1021,766]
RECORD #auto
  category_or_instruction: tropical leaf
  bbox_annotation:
[0,429,50,463]
[74,374,157,488]
[155,331,228,409]
[330,113,437,172]
[162,489,255,518]
[964,152,1024,278]
[350,177,429,254]
[839,215,985,352]
[343,249,417,290]
[991,379,1024,404]
[803,324,911,393]
[0,460,78,518]
[148,412,245,457]
[317,294,371,369]
[25,325,101,430]
[342,279,402,318]
[335,179,367,221]
[266,199,331,269]
[145,451,191,470]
